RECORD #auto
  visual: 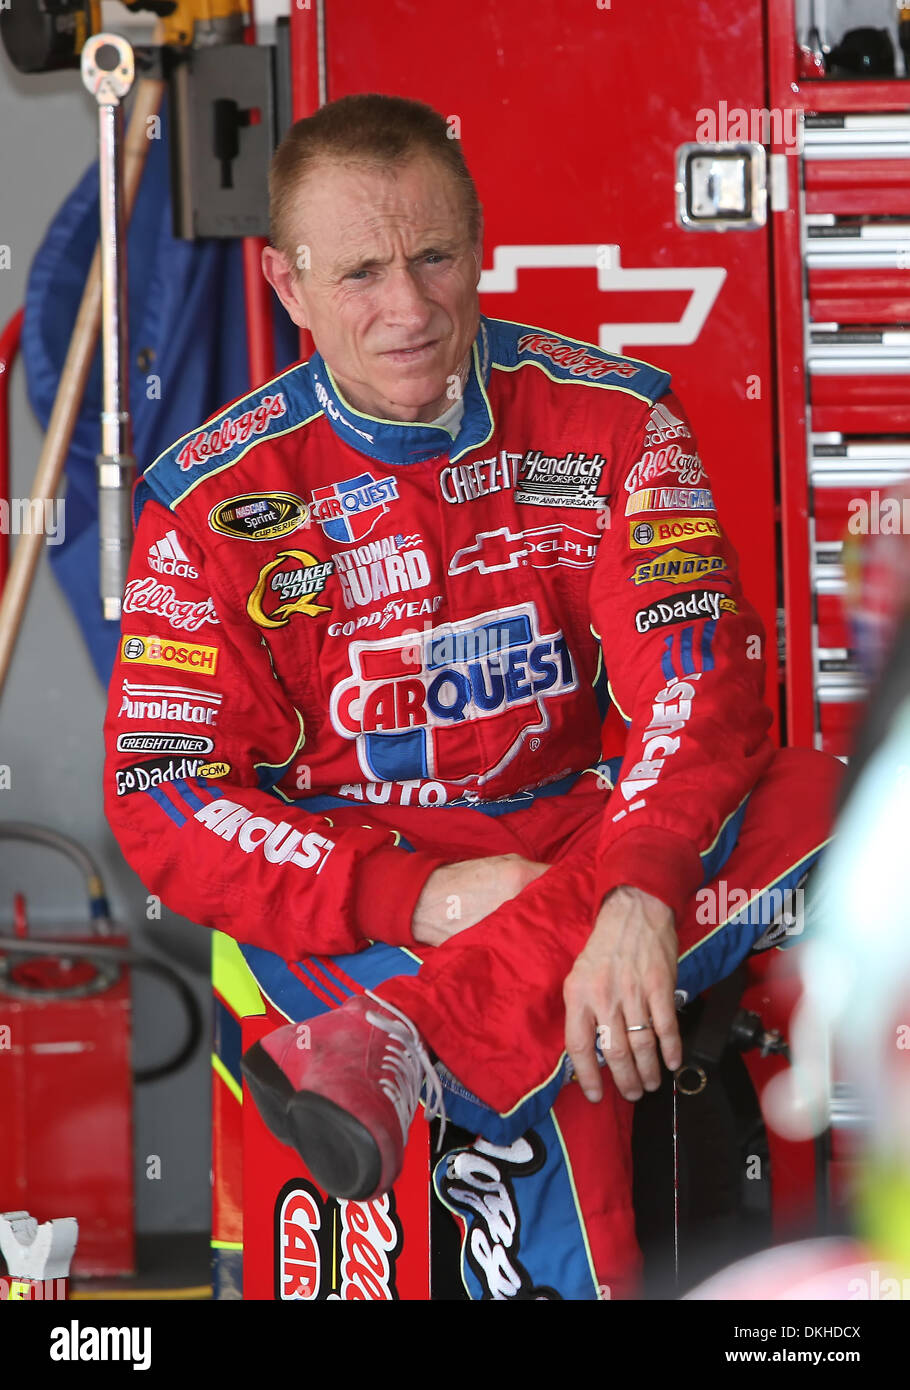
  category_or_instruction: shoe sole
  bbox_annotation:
[240,1041,383,1201]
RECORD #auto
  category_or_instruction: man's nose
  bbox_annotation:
[381,266,433,326]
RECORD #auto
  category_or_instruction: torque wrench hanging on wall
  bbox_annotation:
[81,33,137,620]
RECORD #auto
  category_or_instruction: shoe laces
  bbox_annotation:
[364,990,447,1150]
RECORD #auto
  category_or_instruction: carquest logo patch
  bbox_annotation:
[309,472,399,544]
[274,1179,402,1300]
[329,603,576,786]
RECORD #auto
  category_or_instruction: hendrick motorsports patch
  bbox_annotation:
[513,449,608,509]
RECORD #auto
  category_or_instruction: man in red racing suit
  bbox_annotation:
[103,95,841,1299]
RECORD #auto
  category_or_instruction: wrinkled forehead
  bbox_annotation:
[287,152,473,252]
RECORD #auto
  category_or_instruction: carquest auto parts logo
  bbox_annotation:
[274,1179,402,1300]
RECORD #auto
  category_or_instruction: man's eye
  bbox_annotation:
[424,253,449,265]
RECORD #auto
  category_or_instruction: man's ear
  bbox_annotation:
[261,245,311,331]
[471,215,484,286]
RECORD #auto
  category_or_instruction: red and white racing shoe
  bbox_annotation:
[240,991,446,1200]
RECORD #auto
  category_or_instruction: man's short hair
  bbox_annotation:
[269,93,482,267]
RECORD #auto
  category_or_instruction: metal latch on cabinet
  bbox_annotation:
[675,142,792,229]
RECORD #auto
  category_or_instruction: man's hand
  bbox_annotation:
[411,855,550,947]
[563,885,682,1104]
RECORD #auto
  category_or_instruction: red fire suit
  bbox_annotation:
[103,315,840,1295]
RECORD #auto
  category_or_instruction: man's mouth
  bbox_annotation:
[381,341,438,361]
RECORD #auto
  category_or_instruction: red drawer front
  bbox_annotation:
[802,82,910,115]
[816,591,853,651]
[811,376,910,433]
[811,484,893,545]
[818,698,866,759]
[805,161,910,216]
[809,269,910,325]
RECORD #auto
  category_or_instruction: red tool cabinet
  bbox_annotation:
[768,3,910,755]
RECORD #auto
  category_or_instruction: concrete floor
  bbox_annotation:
[68,1232,212,1299]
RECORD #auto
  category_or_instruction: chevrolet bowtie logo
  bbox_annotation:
[479,244,726,353]
[448,524,601,575]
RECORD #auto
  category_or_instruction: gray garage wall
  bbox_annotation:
[0,48,213,1237]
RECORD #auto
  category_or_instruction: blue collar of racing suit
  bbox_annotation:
[303,316,495,467]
